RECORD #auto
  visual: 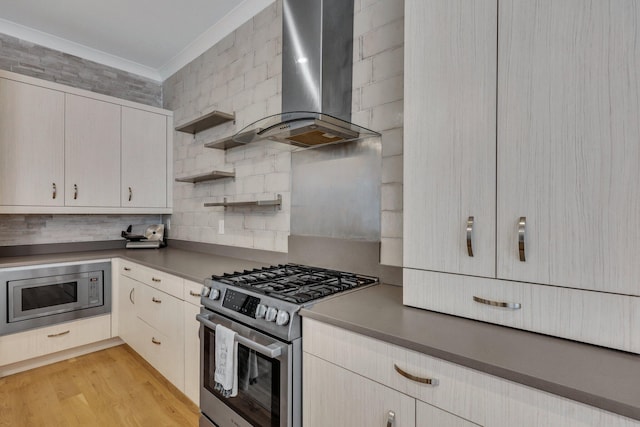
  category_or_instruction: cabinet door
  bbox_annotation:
[121,107,167,208]
[303,353,415,427]
[404,0,497,277]
[0,78,64,206]
[65,94,120,207]
[183,301,201,405]
[497,0,640,295]
[117,275,138,346]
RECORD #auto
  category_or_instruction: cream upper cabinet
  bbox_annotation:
[403,0,497,278]
[64,94,121,207]
[0,70,172,214]
[403,0,640,352]
[0,78,64,207]
[121,107,167,208]
[496,0,640,295]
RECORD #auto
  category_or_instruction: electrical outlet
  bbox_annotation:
[218,219,224,234]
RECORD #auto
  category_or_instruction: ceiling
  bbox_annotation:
[0,0,273,81]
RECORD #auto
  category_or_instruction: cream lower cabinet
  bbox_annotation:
[304,353,476,427]
[183,279,203,405]
[303,318,638,427]
[0,315,111,368]
[118,261,185,391]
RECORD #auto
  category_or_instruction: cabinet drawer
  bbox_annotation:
[136,283,183,339]
[0,315,111,366]
[120,261,183,299]
[403,269,640,353]
[134,317,184,390]
[183,280,203,307]
[417,400,480,427]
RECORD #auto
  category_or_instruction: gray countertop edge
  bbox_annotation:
[300,285,640,422]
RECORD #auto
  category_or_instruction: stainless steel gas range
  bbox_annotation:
[196,263,377,427]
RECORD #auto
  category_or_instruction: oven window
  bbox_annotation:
[203,327,281,427]
[21,281,78,311]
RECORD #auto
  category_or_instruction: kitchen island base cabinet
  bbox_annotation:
[303,318,638,427]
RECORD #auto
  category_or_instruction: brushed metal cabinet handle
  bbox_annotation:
[189,290,200,297]
[466,216,474,257]
[47,330,70,338]
[128,186,132,202]
[151,337,161,345]
[473,295,522,310]
[129,288,135,304]
[393,364,439,386]
[73,184,78,200]
[152,277,161,283]
[52,183,57,199]
[152,297,162,304]
[518,216,526,262]
[387,410,395,427]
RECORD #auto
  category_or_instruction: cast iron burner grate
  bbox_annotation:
[211,263,377,304]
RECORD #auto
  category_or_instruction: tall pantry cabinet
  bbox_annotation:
[403,0,640,353]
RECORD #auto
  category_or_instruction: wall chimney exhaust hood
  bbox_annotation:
[232,0,380,148]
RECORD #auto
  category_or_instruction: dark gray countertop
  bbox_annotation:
[0,247,269,284]
[301,284,640,422]
[2,248,638,421]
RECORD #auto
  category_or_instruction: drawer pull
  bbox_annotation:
[518,216,526,262]
[47,330,70,338]
[123,267,131,271]
[152,277,161,282]
[387,410,395,427]
[189,290,200,297]
[128,186,133,202]
[152,297,162,304]
[473,295,522,310]
[151,337,161,345]
[466,216,474,257]
[129,288,135,304]
[393,364,439,386]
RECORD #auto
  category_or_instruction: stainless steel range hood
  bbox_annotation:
[232,0,380,148]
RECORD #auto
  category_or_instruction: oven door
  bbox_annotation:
[197,310,296,427]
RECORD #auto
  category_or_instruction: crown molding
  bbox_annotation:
[0,18,162,81]
[157,0,274,80]
[0,0,275,83]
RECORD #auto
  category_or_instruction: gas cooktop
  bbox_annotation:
[210,263,377,304]
[201,264,378,342]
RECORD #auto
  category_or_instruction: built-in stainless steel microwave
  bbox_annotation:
[0,260,111,336]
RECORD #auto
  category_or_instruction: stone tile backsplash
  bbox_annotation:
[163,0,404,265]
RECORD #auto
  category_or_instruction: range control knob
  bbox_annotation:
[256,304,267,318]
[208,288,221,300]
[265,307,278,322]
[275,310,290,326]
[200,286,210,297]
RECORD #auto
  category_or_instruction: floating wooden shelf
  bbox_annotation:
[175,110,235,134]
[204,130,254,150]
[174,170,235,183]
[204,194,282,210]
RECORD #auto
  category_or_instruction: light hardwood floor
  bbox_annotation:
[0,344,199,426]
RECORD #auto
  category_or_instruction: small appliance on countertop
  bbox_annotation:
[121,224,165,249]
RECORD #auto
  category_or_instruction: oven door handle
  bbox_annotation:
[196,313,283,359]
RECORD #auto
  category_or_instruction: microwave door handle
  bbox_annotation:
[196,313,284,359]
